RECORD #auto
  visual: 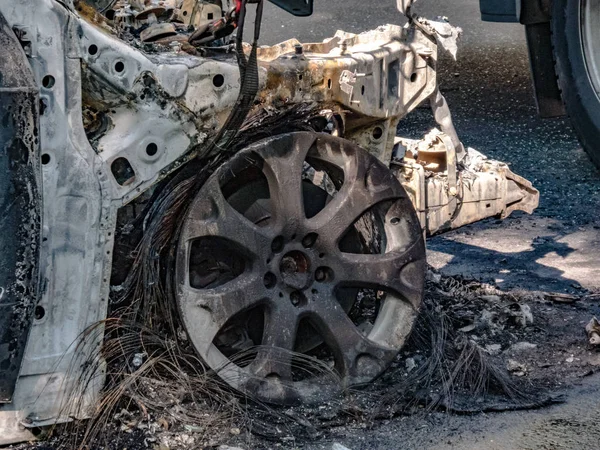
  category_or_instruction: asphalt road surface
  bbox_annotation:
[259,0,600,448]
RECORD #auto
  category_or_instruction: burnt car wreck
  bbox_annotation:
[0,0,538,444]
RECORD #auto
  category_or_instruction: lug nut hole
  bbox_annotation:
[290,291,307,307]
[315,266,334,282]
[302,232,318,248]
[263,272,276,289]
[271,236,284,253]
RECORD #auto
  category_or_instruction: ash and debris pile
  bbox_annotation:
[17,267,600,450]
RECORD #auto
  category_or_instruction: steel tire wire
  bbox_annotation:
[115,1,265,325]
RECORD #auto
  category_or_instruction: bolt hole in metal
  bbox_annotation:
[105,9,115,20]
[212,74,225,88]
[42,75,55,89]
[88,44,98,55]
[41,153,51,165]
[114,61,125,73]
[34,305,45,321]
[177,132,425,404]
[372,126,384,140]
[410,72,418,82]
[145,142,158,156]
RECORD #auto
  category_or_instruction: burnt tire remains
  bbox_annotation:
[176,132,426,404]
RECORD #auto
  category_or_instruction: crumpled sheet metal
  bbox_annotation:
[416,16,463,60]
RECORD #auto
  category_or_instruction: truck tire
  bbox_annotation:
[551,0,600,169]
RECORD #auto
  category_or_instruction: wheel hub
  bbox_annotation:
[279,250,311,290]
[176,131,426,404]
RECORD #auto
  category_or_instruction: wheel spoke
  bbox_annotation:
[261,133,316,228]
[307,295,396,380]
[180,271,268,332]
[331,239,425,308]
[309,152,405,246]
[183,175,273,259]
[249,304,298,380]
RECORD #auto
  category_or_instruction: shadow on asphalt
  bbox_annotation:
[430,232,580,292]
